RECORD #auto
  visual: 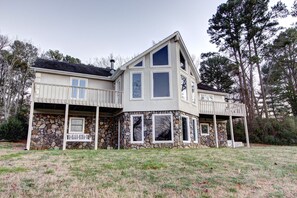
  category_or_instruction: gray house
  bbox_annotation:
[26,32,250,150]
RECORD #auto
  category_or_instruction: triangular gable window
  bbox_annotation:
[135,61,143,67]
[152,45,169,66]
[180,51,186,70]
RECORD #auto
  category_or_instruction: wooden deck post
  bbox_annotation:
[229,116,235,148]
[213,115,219,148]
[118,120,121,150]
[63,104,69,150]
[95,106,99,150]
[244,116,250,148]
[26,83,35,150]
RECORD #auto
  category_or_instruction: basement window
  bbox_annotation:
[182,116,190,143]
[200,123,209,136]
[131,115,144,143]
[69,117,85,133]
[153,114,173,143]
[193,118,198,143]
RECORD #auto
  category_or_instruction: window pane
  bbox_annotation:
[71,119,83,125]
[154,115,172,141]
[181,75,187,100]
[71,125,83,132]
[72,79,79,86]
[191,82,196,103]
[132,116,142,142]
[180,51,186,70]
[132,73,142,98]
[182,117,189,141]
[153,46,168,66]
[201,124,209,134]
[193,119,197,141]
[153,72,170,97]
[135,61,143,67]
[79,80,86,87]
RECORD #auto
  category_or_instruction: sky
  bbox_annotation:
[0,0,296,64]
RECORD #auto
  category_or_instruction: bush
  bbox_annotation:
[0,116,26,141]
[231,117,297,145]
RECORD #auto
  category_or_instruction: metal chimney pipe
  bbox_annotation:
[110,59,115,70]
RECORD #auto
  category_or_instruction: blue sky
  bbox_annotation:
[0,0,295,63]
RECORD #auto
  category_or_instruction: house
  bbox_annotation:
[26,32,250,150]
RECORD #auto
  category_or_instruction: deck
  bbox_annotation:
[33,83,123,108]
[198,100,246,117]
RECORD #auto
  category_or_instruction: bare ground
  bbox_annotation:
[0,142,296,198]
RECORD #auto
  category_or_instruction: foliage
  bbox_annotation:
[199,52,235,93]
[232,117,297,145]
[42,49,81,64]
[0,116,25,141]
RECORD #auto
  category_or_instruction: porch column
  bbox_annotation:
[243,116,250,148]
[26,83,35,150]
[213,115,219,148]
[118,120,121,150]
[94,106,99,150]
[62,104,69,150]
[229,116,235,148]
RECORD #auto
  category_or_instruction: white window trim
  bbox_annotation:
[200,123,210,136]
[130,71,144,100]
[180,75,188,102]
[182,115,190,143]
[70,77,88,100]
[191,81,197,105]
[150,43,171,68]
[130,114,144,144]
[192,118,198,143]
[132,58,145,68]
[152,113,174,143]
[179,50,187,71]
[69,117,85,133]
[151,70,172,100]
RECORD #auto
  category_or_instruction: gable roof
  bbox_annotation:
[118,31,201,82]
[33,59,112,77]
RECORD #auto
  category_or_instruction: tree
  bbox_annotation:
[42,49,81,64]
[264,27,297,116]
[92,53,132,69]
[199,52,234,93]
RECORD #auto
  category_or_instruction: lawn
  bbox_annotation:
[0,144,296,198]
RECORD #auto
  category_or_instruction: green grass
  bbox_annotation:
[0,144,297,197]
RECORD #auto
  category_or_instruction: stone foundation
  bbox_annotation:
[118,110,201,149]
[30,111,228,150]
[200,121,227,147]
[31,113,117,150]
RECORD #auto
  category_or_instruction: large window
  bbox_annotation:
[191,81,196,104]
[131,72,143,99]
[192,118,198,143]
[71,78,87,99]
[152,72,170,98]
[201,94,214,101]
[180,51,186,70]
[130,115,144,143]
[152,45,169,66]
[69,117,85,133]
[153,114,173,143]
[200,123,209,136]
[182,116,190,142]
[181,75,188,101]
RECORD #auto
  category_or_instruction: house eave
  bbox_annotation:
[32,67,113,81]
[197,89,228,96]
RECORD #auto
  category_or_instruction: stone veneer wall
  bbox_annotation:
[118,110,200,149]
[31,113,118,150]
[199,121,228,147]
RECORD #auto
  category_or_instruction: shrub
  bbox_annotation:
[0,116,26,141]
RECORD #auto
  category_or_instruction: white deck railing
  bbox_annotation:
[198,100,246,116]
[33,83,123,108]
[66,133,92,142]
